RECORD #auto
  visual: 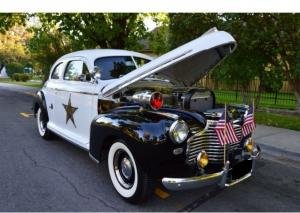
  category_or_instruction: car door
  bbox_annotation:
[43,61,66,128]
[54,58,99,149]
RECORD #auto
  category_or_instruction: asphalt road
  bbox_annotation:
[0,83,300,211]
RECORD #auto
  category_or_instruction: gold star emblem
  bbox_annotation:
[63,94,78,128]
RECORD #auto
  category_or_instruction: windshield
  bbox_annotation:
[94,56,150,80]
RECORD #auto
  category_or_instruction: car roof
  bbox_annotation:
[58,49,153,63]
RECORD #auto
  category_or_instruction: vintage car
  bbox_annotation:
[33,28,260,203]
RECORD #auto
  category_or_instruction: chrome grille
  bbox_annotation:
[187,120,242,164]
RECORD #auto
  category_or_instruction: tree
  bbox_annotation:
[26,27,74,80]
[169,13,222,49]
[0,13,27,33]
[37,13,148,50]
[148,13,170,55]
[168,13,259,103]
[262,14,300,109]
[224,14,300,108]
[168,13,300,108]
[0,25,32,75]
[26,13,149,80]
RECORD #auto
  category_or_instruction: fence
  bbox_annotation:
[196,77,297,110]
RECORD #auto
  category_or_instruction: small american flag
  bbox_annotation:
[242,104,256,136]
[214,107,239,146]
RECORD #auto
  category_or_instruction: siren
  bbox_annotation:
[132,91,163,110]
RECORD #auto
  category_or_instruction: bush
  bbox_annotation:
[11,73,31,82]
[20,73,30,82]
[11,73,21,81]
[6,63,24,76]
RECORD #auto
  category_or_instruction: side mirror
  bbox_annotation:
[92,66,101,80]
[78,74,86,82]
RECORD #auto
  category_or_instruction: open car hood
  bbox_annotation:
[102,28,236,97]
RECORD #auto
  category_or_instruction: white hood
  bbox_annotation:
[102,28,236,97]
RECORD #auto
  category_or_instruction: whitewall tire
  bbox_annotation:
[36,107,52,139]
[108,140,153,203]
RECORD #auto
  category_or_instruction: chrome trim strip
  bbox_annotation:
[225,173,252,187]
[162,170,224,191]
[89,152,100,164]
[48,87,98,96]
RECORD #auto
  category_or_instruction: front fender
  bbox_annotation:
[32,90,48,117]
[89,107,206,177]
[89,108,175,161]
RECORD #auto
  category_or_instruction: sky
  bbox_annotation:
[144,17,157,31]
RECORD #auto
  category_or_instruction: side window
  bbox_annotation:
[64,60,84,81]
[51,63,64,79]
[133,57,150,68]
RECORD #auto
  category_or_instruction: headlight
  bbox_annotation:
[169,120,189,144]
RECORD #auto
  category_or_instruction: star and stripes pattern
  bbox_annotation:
[214,106,239,146]
[242,104,256,136]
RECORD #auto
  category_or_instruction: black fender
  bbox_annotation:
[89,106,206,177]
[32,90,48,120]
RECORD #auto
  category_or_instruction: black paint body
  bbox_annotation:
[89,105,206,178]
[32,91,48,119]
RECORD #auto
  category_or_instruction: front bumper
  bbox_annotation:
[162,145,261,191]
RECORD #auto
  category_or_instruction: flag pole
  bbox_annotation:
[253,98,255,118]
[253,98,256,130]
[223,103,227,166]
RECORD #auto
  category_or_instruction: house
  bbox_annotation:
[0,65,8,78]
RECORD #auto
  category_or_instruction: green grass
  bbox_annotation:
[256,111,300,131]
[215,90,296,110]
[213,90,300,131]
[0,78,42,88]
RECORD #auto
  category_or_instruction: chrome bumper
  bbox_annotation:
[162,145,261,191]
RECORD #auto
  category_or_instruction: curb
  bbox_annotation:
[257,143,300,163]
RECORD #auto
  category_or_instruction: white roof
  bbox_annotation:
[58,49,153,64]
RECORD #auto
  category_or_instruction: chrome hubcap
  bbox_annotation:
[113,149,135,189]
[38,110,46,133]
[120,157,133,180]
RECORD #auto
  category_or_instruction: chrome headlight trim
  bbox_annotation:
[169,120,189,144]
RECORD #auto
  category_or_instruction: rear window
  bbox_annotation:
[94,56,136,80]
[51,63,64,79]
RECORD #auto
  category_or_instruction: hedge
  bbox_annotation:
[11,73,31,82]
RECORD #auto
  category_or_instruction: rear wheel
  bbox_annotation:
[108,140,153,204]
[36,107,53,139]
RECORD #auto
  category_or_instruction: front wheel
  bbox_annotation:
[108,140,153,204]
[36,107,53,139]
